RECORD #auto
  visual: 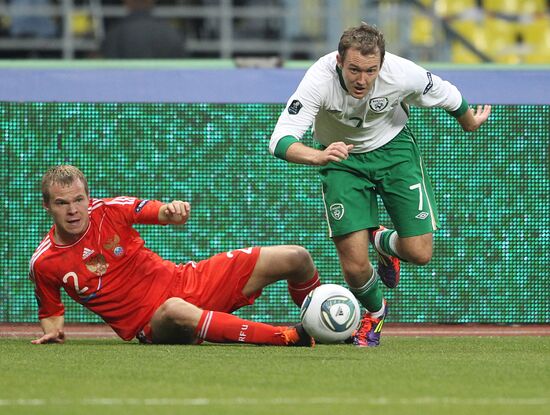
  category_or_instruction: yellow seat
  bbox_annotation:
[410,13,435,46]
[451,42,484,63]
[1,15,11,32]
[495,54,522,64]
[523,50,550,63]
[482,0,522,15]
[451,19,483,42]
[483,0,547,15]
[518,17,550,63]
[416,0,434,7]
[484,16,520,54]
[434,0,477,17]
[341,0,363,31]
[299,0,323,39]
[450,20,489,63]
[520,0,548,14]
[72,12,93,37]
[518,17,550,49]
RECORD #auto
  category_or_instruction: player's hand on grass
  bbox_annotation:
[459,105,492,132]
[315,142,354,165]
[31,330,65,344]
[162,201,190,225]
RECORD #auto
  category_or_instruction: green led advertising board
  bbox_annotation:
[1,103,548,324]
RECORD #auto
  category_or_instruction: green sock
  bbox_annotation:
[375,229,401,259]
[349,270,384,312]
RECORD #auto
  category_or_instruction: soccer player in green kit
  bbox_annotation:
[270,23,491,346]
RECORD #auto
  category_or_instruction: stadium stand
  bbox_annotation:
[0,0,547,63]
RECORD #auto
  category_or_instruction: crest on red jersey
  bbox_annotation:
[85,254,109,276]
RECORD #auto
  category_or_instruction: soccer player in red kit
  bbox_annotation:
[30,165,321,346]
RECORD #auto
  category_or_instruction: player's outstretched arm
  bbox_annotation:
[159,201,191,225]
[286,142,354,166]
[31,316,65,344]
[456,104,492,132]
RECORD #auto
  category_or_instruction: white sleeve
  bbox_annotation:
[402,61,463,112]
[269,68,323,155]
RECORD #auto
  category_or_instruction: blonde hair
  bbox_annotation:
[338,22,385,65]
[42,165,89,204]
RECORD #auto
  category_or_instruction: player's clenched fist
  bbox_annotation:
[160,200,190,225]
[315,142,354,165]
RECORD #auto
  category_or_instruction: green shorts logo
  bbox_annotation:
[330,203,345,221]
[415,212,429,219]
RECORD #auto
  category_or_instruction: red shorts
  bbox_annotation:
[137,247,262,343]
[171,246,263,312]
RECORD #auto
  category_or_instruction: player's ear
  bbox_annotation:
[336,53,343,68]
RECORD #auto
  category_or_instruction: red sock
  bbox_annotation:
[288,270,321,306]
[195,310,287,346]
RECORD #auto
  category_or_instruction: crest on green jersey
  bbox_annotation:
[329,203,345,221]
[369,97,388,112]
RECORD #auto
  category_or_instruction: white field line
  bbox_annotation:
[0,397,548,407]
[383,329,550,336]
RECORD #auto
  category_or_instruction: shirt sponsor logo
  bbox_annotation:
[288,99,303,115]
[113,246,124,256]
[369,97,389,112]
[329,203,345,221]
[423,72,433,95]
[135,199,149,213]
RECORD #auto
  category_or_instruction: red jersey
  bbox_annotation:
[29,197,177,341]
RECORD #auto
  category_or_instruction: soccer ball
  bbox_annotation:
[300,284,361,344]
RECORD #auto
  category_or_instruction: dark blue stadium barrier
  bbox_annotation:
[1,67,549,104]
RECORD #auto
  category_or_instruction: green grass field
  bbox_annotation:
[1,337,549,415]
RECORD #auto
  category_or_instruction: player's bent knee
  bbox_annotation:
[284,245,314,274]
[400,239,433,265]
[160,297,201,325]
[292,245,314,266]
[400,234,433,265]
[151,298,201,345]
[408,252,432,266]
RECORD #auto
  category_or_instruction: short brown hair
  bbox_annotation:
[338,23,385,65]
[42,165,89,204]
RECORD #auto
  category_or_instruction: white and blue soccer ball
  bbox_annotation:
[300,284,361,344]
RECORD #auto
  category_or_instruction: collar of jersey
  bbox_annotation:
[52,222,91,248]
[335,65,348,93]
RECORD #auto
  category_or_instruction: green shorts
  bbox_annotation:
[319,127,439,238]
